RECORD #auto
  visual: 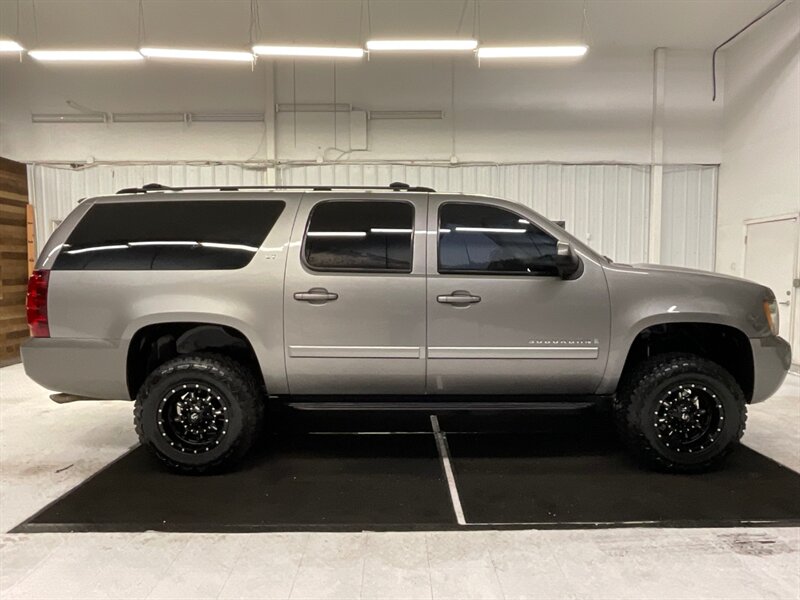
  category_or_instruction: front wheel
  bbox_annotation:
[614,353,747,473]
[134,354,263,474]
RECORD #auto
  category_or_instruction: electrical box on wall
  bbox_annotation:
[350,110,368,151]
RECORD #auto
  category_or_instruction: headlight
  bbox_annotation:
[763,298,780,336]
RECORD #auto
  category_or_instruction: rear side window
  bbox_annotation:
[53,200,284,271]
[438,203,558,275]
[304,201,414,272]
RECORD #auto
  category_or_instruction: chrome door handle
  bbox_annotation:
[294,288,339,303]
[437,291,481,305]
[778,301,790,305]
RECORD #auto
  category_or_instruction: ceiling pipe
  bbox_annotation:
[711,0,789,101]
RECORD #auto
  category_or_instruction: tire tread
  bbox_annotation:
[134,353,262,474]
[614,352,746,473]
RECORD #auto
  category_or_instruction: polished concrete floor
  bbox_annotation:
[1,363,798,599]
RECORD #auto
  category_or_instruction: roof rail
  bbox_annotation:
[116,181,435,194]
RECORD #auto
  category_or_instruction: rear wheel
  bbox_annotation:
[614,353,746,472]
[134,354,263,474]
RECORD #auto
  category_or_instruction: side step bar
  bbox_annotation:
[285,400,606,413]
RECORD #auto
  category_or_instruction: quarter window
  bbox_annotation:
[54,200,284,271]
[304,201,414,272]
[438,203,558,275]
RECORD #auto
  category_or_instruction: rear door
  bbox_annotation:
[283,193,427,394]
[425,195,611,395]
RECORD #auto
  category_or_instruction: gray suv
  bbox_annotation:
[22,182,791,474]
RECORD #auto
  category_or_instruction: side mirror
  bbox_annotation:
[555,241,580,279]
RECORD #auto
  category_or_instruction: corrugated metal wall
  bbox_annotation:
[284,163,652,264]
[27,164,268,256]
[660,165,718,270]
[27,162,716,268]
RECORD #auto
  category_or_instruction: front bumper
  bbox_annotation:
[750,335,792,403]
[21,337,130,400]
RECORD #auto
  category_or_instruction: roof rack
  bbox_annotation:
[116,181,435,194]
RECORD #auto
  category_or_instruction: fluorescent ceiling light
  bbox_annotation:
[366,40,477,52]
[140,47,253,62]
[0,40,24,52]
[32,113,107,123]
[370,228,413,234]
[253,45,363,58]
[477,45,588,59]
[29,50,143,61]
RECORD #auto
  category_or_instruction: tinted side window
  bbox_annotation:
[54,200,284,271]
[304,201,414,272]
[438,203,558,275]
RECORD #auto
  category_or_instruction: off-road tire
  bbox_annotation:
[614,353,747,473]
[134,353,263,474]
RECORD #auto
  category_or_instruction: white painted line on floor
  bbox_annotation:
[430,414,467,526]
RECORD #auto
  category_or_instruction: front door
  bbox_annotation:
[426,196,611,395]
[284,194,427,394]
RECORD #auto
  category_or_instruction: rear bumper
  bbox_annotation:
[21,337,130,400]
[750,335,792,403]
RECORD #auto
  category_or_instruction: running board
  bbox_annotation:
[285,401,603,412]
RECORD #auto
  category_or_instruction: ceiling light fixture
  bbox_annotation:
[29,50,143,61]
[366,40,478,52]
[477,45,588,59]
[140,48,254,62]
[0,40,24,52]
[253,45,364,58]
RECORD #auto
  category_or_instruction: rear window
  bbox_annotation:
[53,200,284,271]
[303,200,414,272]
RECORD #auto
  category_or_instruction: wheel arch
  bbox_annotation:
[614,321,754,402]
[126,321,268,400]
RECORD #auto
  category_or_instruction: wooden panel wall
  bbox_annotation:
[0,158,30,365]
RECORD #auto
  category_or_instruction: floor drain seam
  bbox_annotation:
[430,415,467,526]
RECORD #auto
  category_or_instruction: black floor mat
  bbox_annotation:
[446,432,800,527]
[18,434,455,532]
[15,412,800,532]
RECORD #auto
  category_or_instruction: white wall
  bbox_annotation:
[29,162,718,271]
[661,165,718,271]
[717,1,800,355]
[0,49,721,165]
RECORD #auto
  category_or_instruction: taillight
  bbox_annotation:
[26,269,50,338]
